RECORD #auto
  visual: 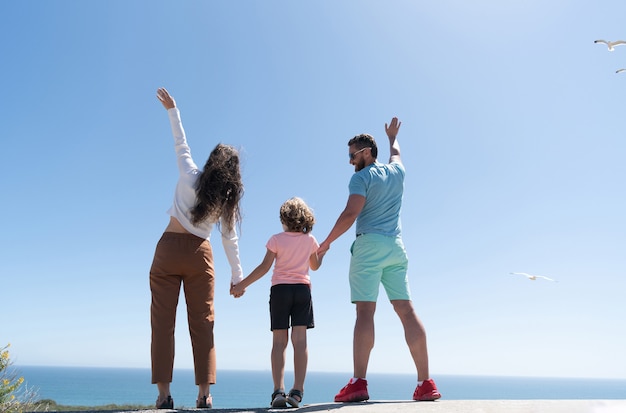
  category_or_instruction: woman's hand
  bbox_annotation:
[157,87,176,110]
[230,282,245,298]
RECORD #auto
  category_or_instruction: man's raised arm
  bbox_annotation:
[385,117,402,164]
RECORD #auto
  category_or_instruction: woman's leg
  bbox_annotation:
[182,239,215,399]
[156,382,171,405]
[149,234,184,403]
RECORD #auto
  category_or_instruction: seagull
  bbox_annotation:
[509,272,558,282]
[594,39,626,51]
[616,69,626,74]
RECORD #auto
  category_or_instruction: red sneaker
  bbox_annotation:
[413,378,441,401]
[334,378,370,402]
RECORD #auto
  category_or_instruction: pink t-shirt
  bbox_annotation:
[266,232,319,286]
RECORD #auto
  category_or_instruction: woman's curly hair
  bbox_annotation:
[280,197,315,234]
[190,143,243,232]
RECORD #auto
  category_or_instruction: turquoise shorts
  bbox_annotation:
[349,233,410,302]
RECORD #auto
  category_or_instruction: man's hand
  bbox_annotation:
[318,241,330,256]
[157,87,176,110]
[385,117,401,139]
[385,117,402,164]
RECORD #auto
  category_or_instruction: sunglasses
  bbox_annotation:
[349,147,369,160]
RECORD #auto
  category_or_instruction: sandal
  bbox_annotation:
[196,394,213,408]
[156,395,174,409]
[287,389,303,408]
[271,389,287,407]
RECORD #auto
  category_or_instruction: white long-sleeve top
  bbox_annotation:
[165,107,243,284]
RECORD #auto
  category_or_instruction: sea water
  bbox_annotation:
[15,366,626,409]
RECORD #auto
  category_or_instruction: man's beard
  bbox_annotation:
[354,159,366,171]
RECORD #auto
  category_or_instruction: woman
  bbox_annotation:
[150,87,244,409]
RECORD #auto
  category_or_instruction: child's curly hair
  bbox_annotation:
[280,197,315,234]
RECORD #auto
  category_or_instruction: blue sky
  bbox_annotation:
[2,0,625,380]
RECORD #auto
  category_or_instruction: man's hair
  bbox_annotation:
[280,197,315,234]
[190,143,244,232]
[348,134,378,159]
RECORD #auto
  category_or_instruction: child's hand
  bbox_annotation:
[230,282,245,298]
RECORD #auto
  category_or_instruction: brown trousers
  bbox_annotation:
[150,232,216,385]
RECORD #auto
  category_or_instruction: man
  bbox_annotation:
[318,117,441,402]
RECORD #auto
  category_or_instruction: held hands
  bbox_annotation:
[385,117,401,139]
[157,87,176,110]
[230,282,245,298]
[317,241,330,256]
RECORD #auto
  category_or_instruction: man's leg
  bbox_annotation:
[334,301,375,403]
[391,299,429,381]
[353,301,377,378]
[336,234,381,402]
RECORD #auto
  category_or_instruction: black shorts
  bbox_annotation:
[269,284,314,331]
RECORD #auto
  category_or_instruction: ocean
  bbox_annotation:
[14,366,626,409]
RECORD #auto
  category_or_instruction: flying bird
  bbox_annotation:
[616,69,626,74]
[594,39,626,51]
[509,272,558,282]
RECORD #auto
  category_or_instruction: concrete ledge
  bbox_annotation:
[72,400,626,413]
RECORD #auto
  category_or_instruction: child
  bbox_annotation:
[231,197,323,408]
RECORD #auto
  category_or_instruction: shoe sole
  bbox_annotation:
[197,395,212,408]
[156,397,174,409]
[414,393,441,401]
[271,396,287,407]
[196,402,212,408]
[335,391,370,403]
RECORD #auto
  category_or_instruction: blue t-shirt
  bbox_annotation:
[349,161,405,237]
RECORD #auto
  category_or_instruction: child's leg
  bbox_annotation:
[272,329,289,391]
[291,326,308,392]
